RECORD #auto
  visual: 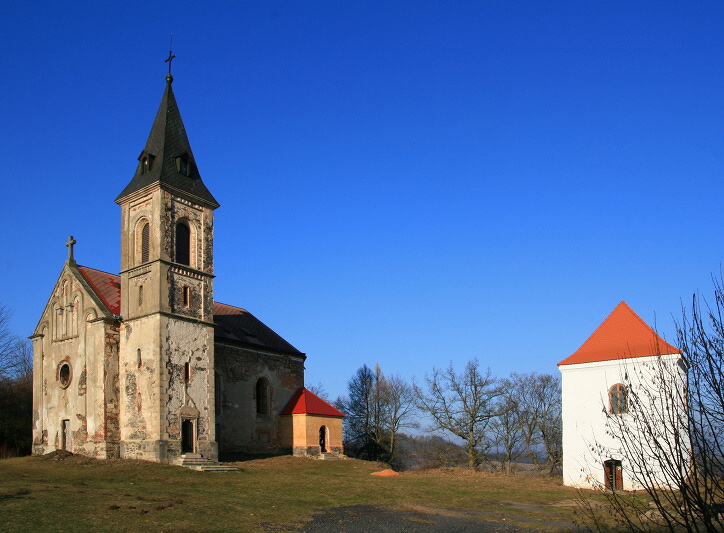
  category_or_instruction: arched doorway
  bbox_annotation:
[319,426,328,453]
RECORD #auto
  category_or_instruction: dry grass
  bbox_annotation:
[0,454,615,532]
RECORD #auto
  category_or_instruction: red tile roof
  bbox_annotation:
[78,266,121,315]
[558,301,679,366]
[76,265,302,356]
[279,387,345,417]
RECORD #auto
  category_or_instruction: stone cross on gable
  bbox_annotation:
[66,235,76,263]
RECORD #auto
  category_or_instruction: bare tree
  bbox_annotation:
[580,284,724,532]
[415,359,502,469]
[377,373,418,468]
[489,384,524,474]
[0,305,24,380]
[305,382,330,401]
[0,304,33,457]
[507,372,562,475]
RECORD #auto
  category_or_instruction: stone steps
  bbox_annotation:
[319,452,344,460]
[175,453,239,472]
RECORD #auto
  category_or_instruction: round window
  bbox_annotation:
[58,362,71,389]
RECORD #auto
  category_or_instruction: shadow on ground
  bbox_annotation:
[261,504,583,532]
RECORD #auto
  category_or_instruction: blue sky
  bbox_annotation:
[1,1,722,401]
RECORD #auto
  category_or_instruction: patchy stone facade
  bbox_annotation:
[31,73,339,464]
[215,343,304,455]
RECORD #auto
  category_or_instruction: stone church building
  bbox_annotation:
[31,71,344,464]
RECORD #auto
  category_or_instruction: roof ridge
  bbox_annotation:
[213,301,249,313]
[77,264,119,278]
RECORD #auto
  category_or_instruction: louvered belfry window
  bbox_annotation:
[175,222,190,265]
[141,222,150,263]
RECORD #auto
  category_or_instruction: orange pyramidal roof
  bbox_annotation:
[558,301,679,366]
[279,388,345,417]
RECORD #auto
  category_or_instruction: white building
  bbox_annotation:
[559,302,688,490]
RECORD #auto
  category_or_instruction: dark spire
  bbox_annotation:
[115,68,219,208]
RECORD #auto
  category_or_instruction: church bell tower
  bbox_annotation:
[115,67,220,462]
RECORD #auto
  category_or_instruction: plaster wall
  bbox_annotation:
[280,414,343,456]
[560,354,687,490]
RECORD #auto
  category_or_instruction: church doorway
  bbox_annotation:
[319,426,328,453]
[181,419,195,454]
[604,459,623,490]
[61,419,70,451]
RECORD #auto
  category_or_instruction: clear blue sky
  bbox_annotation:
[1,1,721,401]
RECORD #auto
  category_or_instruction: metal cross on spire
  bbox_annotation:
[165,35,176,81]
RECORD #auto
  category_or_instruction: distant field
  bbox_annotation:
[0,454,608,532]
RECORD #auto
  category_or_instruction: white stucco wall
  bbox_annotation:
[560,353,687,490]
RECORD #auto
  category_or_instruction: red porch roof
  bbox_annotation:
[280,388,345,417]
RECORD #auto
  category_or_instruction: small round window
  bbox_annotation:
[58,362,71,389]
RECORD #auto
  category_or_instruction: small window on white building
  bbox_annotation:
[609,383,628,414]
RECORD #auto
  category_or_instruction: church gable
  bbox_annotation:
[34,262,115,339]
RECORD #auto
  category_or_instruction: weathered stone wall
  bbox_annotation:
[118,316,217,462]
[215,342,304,455]
[160,317,216,461]
[32,268,120,458]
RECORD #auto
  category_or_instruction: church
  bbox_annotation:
[30,67,344,464]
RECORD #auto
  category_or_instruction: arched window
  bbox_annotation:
[175,222,190,265]
[141,222,150,263]
[609,384,628,414]
[256,378,269,415]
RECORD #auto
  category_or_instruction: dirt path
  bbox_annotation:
[263,504,583,532]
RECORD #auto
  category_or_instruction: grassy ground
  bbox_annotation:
[0,454,610,532]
